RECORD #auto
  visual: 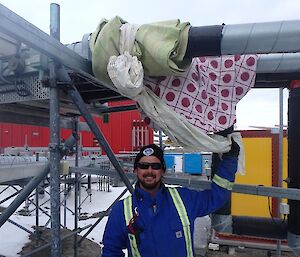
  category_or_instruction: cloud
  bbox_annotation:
[236,88,288,128]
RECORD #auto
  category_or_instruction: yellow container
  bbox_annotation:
[231,130,288,218]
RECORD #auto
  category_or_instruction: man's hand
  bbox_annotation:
[223,138,240,158]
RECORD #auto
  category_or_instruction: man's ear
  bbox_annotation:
[134,168,137,173]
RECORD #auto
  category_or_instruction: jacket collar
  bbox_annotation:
[134,182,167,202]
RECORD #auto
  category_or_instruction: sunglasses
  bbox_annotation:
[137,162,162,170]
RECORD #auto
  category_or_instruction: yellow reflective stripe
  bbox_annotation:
[124,196,132,224]
[123,196,141,257]
[212,174,234,190]
[168,187,193,257]
[127,234,141,257]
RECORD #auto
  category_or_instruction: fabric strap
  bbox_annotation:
[119,23,140,54]
[212,174,234,190]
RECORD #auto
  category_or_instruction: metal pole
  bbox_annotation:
[159,131,163,148]
[67,87,134,193]
[0,190,21,205]
[278,87,284,200]
[49,60,61,257]
[54,65,135,193]
[20,225,91,257]
[73,118,79,257]
[50,3,60,41]
[0,167,49,227]
[69,166,300,200]
[78,186,129,245]
[0,135,76,227]
[35,187,40,244]
[8,218,36,235]
[63,179,67,228]
[49,4,61,256]
[276,87,284,257]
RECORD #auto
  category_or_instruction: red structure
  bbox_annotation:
[0,100,153,154]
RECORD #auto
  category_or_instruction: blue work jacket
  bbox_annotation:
[102,156,237,257]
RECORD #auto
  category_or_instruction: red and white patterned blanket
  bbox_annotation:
[143,55,257,133]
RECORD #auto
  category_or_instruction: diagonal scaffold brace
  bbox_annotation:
[56,67,135,194]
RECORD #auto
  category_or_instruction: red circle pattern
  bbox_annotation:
[143,55,257,133]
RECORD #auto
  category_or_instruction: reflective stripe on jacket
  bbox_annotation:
[124,187,193,257]
[102,156,238,257]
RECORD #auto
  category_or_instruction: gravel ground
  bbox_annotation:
[200,245,298,257]
[18,227,298,257]
[19,227,101,257]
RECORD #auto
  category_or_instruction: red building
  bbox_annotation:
[0,100,153,154]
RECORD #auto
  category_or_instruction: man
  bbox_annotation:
[102,142,239,257]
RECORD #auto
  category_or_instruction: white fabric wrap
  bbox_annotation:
[119,23,140,54]
[107,23,245,175]
[108,52,144,96]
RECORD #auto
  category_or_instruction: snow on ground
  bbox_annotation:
[0,180,130,257]
[1,180,297,257]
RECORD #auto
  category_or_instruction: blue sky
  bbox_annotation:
[1,0,297,128]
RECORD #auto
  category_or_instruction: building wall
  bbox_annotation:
[0,100,153,154]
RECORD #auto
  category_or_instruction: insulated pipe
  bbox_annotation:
[69,30,300,76]
[70,38,300,78]
[212,215,288,240]
[221,20,300,55]
[232,216,287,240]
[257,53,300,74]
[287,87,300,255]
[186,20,300,57]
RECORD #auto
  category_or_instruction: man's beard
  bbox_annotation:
[138,176,162,190]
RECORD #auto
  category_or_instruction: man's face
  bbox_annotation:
[135,155,165,194]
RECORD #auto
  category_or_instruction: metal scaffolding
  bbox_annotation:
[0,2,300,257]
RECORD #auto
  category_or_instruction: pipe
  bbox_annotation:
[287,87,300,255]
[212,215,287,240]
[221,20,300,55]
[257,53,300,74]
[71,37,300,76]
[232,216,287,239]
[185,20,300,56]
[0,135,77,227]
[211,236,293,252]
[185,25,222,57]
[211,214,232,234]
